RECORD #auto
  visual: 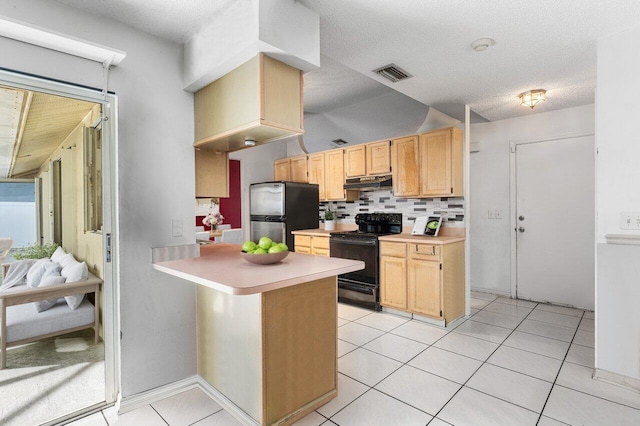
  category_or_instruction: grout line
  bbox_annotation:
[149,405,170,425]
[552,383,640,412]
[535,311,585,425]
[426,298,539,422]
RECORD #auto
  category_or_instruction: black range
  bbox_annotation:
[330,213,402,311]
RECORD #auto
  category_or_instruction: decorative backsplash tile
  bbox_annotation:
[320,189,465,227]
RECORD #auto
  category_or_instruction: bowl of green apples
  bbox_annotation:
[241,237,289,264]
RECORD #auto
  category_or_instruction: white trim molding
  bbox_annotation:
[594,368,640,394]
[0,15,126,65]
[604,233,640,245]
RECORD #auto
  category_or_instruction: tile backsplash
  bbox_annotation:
[320,189,465,228]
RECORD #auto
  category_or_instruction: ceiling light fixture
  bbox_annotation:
[519,89,547,109]
[0,15,126,65]
[244,138,256,146]
[471,38,495,52]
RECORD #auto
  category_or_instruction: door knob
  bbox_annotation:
[518,227,525,233]
[519,216,525,221]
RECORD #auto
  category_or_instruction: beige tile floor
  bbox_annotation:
[70,293,640,426]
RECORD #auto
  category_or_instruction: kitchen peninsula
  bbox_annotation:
[153,243,364,426]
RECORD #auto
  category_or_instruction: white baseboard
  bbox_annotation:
[118,375,259,425]
[119,375,201,414]
[195,376,260,425]
[593,368,640,393]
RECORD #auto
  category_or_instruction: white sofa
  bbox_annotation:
[0,263,102,369]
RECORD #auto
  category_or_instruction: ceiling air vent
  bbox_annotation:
[372,63,413,83]
[331,138,349,146]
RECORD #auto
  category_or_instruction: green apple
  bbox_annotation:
[258,236,273,250]
[427,220,439,230]
[268,245,284,253]
[276,243,289,251]
[253,247,267,254]
[242,240,257,253]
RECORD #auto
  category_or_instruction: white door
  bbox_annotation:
[515,135,595,309]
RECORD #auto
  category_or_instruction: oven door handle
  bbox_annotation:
[330,239,378,246]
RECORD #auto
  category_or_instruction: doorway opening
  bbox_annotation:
[0,71,118,426]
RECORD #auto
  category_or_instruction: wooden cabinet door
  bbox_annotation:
[274,158,291,181]
[419,129,452,196]
[344,145,366,178]
[367,140,391,175]
[290,155,308,183]
[380,255,407,309]
[307,153,326,200]
[325,149,346,200]
[391,135,420,197]
[407,258,442,318]
[195,149,229,198]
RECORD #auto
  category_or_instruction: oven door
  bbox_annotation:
[329,236,379,285]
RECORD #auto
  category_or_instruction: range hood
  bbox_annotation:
[344,175,392,190]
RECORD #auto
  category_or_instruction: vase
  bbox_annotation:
[324,220,335,231]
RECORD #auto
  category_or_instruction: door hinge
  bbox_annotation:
[451,187,453,194]
[439,264,442,270]
[440,310,443,317]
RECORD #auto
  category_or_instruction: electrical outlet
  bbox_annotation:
[488,210,495,219]
[172,219,183,237]
[495,209,503,219]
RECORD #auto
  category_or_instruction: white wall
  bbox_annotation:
[469,104,595,294]
[0,0,197,397]
[595,26,640,381]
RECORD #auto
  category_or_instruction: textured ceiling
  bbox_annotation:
[51,0,640,121]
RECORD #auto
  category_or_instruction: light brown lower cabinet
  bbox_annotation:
[380,240,464,324]
[294,235,330,256]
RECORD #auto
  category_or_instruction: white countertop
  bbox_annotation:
[152,243,364,295]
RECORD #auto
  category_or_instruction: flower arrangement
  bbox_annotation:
[203,211,224,227]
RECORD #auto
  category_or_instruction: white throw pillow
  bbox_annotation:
[58,253,78,270]
[50,246,67,264]
[61,261,89,310]
[26,258,52,288]
[41,262,62,282]
[33,275,66,313]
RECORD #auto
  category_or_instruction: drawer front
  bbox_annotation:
[380,242,407,258]
[312,247,330,257]
[295,245,311,254]
[312,236,330,250]
[295,235,311,248]
[408,244,441,261]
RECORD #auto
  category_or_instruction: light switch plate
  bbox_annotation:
[172,219,183,237]
[495,209,503,219]
[488,210,495,219]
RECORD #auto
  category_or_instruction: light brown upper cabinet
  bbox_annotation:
[195,148,229,198]
[194,54,303,152]
[273,155,307,182]
[391,135,420,197]
[325,149,347,200]
[391,127,463,198]
[307,153,326,200]
[344,145,366,178]
[366,140,392,175]
[273,158,291,181]
[419,128,463,197]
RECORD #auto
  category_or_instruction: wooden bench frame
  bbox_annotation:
[0,263,102,369]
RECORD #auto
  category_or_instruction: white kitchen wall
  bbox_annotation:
[595,26,640,382]
[0,0,197,397]
[469,104,595,294]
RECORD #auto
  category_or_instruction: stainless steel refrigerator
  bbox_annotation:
[250,182,319,250]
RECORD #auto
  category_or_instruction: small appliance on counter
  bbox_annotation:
[329,213,402,311]
[250,182,319,251]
